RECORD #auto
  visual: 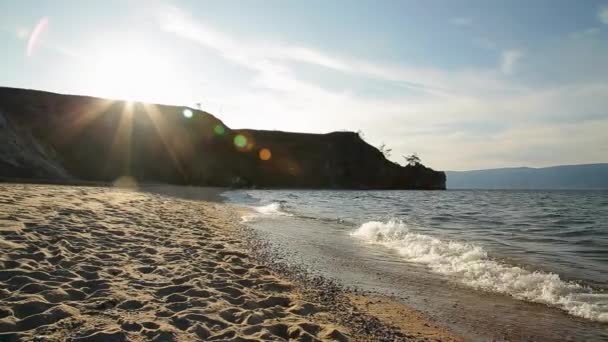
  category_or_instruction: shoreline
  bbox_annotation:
[218,190,608,341]
[238,220,464,342]
[0,182,460,341]
[221,193,464,341]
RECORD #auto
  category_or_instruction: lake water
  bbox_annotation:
[224,190,608,341]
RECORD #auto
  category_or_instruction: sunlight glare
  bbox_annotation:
[113,175,138,189]
[87,45,182,103]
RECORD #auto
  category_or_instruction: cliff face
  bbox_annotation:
[0,108,69,181]
[0,87,446,189]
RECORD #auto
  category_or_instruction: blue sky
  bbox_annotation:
[1,0,607,170]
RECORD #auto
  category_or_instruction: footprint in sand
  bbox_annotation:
[0,185,353,341]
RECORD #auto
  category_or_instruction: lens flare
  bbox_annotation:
[214,124,225,136]
[233,134,247,148]
[182,109,193,118]
[27,17,49,57]
[113,176,138,189]
[259,148,272,161]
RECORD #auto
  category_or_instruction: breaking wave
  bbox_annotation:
[351,220,608,322]
[241,202,293,222]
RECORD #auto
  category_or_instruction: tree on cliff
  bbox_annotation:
[378,143,392,158]
[403,153,421,166]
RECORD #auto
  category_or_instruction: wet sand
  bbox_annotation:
[235,208,608,341]
[0,183,459,341]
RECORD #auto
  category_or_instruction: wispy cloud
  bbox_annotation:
[158,6,524,98]
[154,5,607,170]
[500,49,523,75]
[599,5,608,24]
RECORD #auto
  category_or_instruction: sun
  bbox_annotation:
[87,46,182,104]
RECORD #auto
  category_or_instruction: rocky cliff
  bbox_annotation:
[0,87,445,189]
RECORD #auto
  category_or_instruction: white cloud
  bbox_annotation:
[154,5,607,170]
[500,49,523,75]
[599,6,608,24]
[157,6,523,98]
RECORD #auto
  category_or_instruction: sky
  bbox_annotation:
[1,0,607,171]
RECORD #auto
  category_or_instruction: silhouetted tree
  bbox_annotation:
[378,143,392,158]
[403,153,421,166]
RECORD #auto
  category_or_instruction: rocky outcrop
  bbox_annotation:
[0,87,445,189]
[0,108,69,181]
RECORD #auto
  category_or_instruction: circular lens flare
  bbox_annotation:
[182,109,193,118]
[259,148,272,161]
[233,134,247,148]
[214,124,225,136]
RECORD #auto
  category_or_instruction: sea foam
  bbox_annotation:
[242,202,293,222]
[351,220,608,322]
[254,202,291,215]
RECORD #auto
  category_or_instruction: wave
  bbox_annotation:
[241,202,293,222]
[253,202,292,216]
[350,220,608,322]
[240,201,357,226]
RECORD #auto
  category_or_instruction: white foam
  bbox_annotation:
[351,220,608,322]
[241,202,293,222]
[253,202,292,216]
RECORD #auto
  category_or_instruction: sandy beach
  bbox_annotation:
[0,183,459,341]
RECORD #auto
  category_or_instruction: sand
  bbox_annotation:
[347,296,460,342]
[0,183,459,341]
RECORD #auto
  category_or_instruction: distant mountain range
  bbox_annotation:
[446,163,608,189]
